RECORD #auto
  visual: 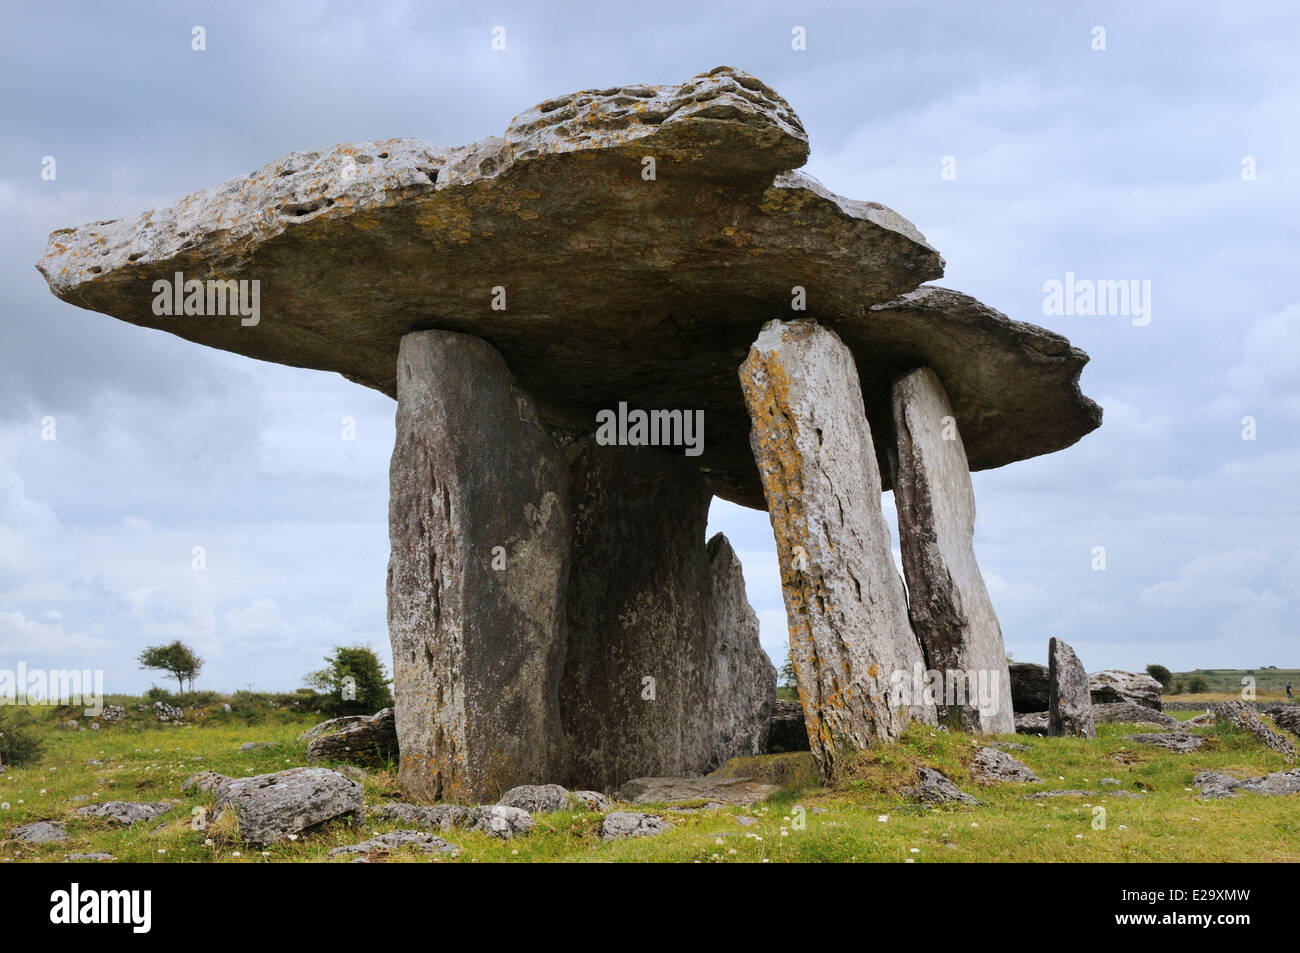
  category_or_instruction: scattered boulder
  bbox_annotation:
[214,767,364,846]
[1092,702,1180,728]
[182,771,230,794]
[971,746,1040,784]
[100,705,126,724]
[11,820,67,843]
[601,812,673,840]
[1099,778,1122,786]
[464,805,534,839]
[572,791,613,812]
[990,741,1031,752]
[766,699,811,753]
[1216,701,1296,761]
[613,776,779,806]
[1262,705,1300,740]
[328,830,460,859]
[1048,638,1094,738]
[239,742,271,752]
[904,767,980,805]
[1015,711,1049,736]
[299,714,370,742]
[1122,733,1206,754]
[497,784,571,814]
[1089,670,1163,711]
[369,802,468,831]
[1195,768,1300,800]
[65,853,115,862]
[1008,662,1050,714]
[305,707,399,768]
[75,801,177,825]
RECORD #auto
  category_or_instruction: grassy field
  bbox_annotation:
[1170,669,1299,698]
[2,695,1297,863]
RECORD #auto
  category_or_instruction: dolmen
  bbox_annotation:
[38,66,1101,799]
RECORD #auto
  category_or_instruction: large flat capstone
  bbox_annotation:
[36,67,1099,509]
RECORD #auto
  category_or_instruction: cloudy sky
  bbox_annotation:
[2,1,1297,695]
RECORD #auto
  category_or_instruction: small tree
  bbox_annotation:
[1188,675,1211,694]
[1145,664,1173,690]
[305,645,394,716]
[778,650,797,690]
[138,641,203,694]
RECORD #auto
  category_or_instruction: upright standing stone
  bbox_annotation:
[1048,638,1095,738]
[739,319,934,780]
[705,533,778,768]
[557,440,716,791]
[388,330,570,803]
[890,367,1014,733]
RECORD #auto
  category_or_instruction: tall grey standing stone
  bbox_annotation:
[1048,638,1095,738]
[388,330,570,803]
[557,440,716,791]
[705,532,778,768]
[890,367,1014,734]
[739,319,935,780]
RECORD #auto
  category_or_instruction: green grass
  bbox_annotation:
[2,697,1297,863]
[1169,668,1299,698]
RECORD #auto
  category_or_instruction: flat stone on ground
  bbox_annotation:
[328,830,460,858]
[613,776,779,806]
[601,812,673,840]
[971,746,1041,784]
[1122,733,1206,753]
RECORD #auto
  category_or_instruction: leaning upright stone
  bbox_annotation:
[705,532,778,768]
[739,319,934,779]
[1048,638,1095,738]
[890,367,1014,734]
[388,330,570,804]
